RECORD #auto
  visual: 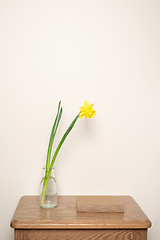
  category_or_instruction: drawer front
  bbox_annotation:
[15,229,147,240]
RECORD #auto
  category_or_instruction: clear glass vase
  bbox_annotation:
[40,167,57,208]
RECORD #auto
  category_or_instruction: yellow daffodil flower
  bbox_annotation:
[79,100,96,119]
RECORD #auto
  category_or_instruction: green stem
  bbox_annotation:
[49,114,79,171]
[41,102,62,207]
[40,174,49,206]
[40,113,79,207]
[46,101,62,170]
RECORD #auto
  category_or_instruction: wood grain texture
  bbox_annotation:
[11,195,151,230]
[15,229,147,240]
[76,196,124,213]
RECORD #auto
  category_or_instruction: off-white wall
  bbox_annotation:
[0,0,160,239]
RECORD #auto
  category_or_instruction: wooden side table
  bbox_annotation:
[11,195,151,240]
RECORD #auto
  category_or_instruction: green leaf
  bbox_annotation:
[46,101,62,170]
[49,114,79,171]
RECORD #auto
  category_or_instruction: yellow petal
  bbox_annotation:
[79,112,85,119]
[90,104,94,108]
[80,106,85,112]
[84,100,90,108]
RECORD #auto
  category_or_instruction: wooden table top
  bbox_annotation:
[11,195,151,230]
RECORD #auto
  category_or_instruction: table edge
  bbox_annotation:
[10,195,152,230]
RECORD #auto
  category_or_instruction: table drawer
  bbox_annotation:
[15,229,147,240]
